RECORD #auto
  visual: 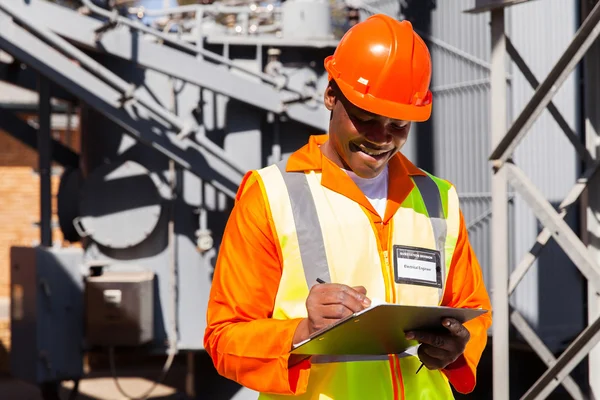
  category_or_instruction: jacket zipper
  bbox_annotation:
[381,221,403,399]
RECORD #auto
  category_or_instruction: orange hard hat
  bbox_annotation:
[324,14,433,122]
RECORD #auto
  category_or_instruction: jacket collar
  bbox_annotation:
[285,134,426,223]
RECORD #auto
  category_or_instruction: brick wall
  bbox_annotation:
[0,129,79,297]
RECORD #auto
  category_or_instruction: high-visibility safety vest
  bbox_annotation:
[255,161,461,400]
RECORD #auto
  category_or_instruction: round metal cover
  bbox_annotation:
[78,160,163,249]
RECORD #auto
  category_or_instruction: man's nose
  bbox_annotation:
[363,121,392,143]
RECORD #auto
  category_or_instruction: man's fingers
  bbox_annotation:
[443,318,470,340]
[318,290,366,313]
[406,330,450,350]
[319,303,356,319]
[420,344,450,360]
[343,285,370,306]
[352,286,368,296]
[417,346,446,370]
[312,284,370,307]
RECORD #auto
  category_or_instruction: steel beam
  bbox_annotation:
[38,75,52,247]
[489,0,600,164]
[0,108,78,167]
[505,36,593,165]
[508,162,600,294]
[520,313,600,400]
[0,12,242,198]
[0,61,76,103]
[490,8,510,400]
[505,162,600,289]
[510,311,584,400]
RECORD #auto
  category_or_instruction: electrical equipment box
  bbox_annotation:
[10,246,85,384]
[85,270,155,347]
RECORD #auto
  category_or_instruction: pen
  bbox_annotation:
[416,363,424,374]
[318,275,420,373]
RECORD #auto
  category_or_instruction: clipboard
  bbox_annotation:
[290,303,488,356]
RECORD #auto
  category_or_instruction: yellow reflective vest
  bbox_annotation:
[255,160,461,400]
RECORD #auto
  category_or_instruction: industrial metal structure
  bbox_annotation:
[0,0,599,398]
[473,0,600,399]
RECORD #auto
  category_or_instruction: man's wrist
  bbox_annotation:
[292,318,310,348]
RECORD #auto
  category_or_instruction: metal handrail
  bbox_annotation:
[128,3,280,17]
[80,0,319,102]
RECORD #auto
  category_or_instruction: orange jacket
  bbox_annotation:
[204,134,492,395]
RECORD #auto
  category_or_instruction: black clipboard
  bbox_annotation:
[290,303,488,356]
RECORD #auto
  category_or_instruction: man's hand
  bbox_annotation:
[292,284,371,346]
[405,318,470,370]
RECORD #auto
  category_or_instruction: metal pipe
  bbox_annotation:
[129,3,280,17]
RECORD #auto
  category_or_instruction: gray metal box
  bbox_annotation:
[85,270,155,347]
[10,246,84,384]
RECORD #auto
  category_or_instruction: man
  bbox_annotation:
[204,14,492,399]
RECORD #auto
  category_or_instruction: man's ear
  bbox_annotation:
[324,83,337,111]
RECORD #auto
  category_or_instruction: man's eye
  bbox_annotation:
[391,123,408,131]
[351,115,372,123]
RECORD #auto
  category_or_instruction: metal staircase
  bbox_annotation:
[0,0,332,197]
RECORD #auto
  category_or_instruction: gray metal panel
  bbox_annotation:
[10,247,84,384]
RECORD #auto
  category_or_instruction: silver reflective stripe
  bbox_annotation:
[412,174,448,297]
[275,162,447,293]
[276,161,331,285]
[312,351,415,364]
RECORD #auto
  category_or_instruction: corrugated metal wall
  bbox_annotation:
[428,0,584,350]
[428,0,494,291]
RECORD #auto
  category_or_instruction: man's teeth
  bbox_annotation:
[359,145,389,156]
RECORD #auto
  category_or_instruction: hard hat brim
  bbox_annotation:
[325,57,432,122]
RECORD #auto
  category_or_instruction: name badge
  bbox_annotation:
[392,245,442,288]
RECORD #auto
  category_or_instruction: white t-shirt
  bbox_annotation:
[344,165,389,217]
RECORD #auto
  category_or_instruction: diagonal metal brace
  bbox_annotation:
[508,161,600,294]
[510,310,584,400]
[504,162,600,291]
[505,36,594,165]
[490,0,600,164]
[520,313,600,400]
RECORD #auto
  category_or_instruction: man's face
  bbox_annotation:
[322,83,412,179]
